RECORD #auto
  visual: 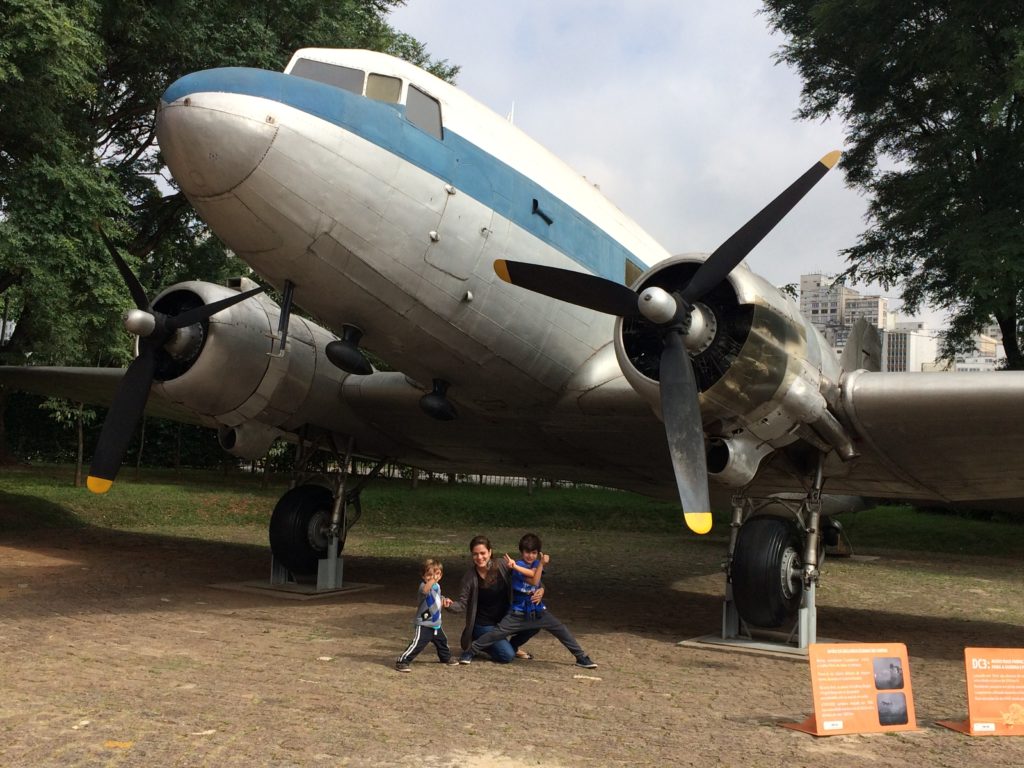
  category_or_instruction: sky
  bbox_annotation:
[388,0,942,325]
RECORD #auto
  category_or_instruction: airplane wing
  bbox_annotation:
[747,370,1024,505]
[0,366,210,426]
[839,370,1024,502]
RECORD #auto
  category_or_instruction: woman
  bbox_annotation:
[446,534,540,663]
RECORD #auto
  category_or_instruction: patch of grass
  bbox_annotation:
[836,504,1024,559]
[0,463,705,536]
[3,464,1023,559]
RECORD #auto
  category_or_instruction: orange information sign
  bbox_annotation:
[939,647,1024,736]
[782,642,917,736]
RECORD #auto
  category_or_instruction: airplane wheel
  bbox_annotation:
[731,516,803,628]
[269,484,335,575]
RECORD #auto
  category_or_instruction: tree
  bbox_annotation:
[1,0,456,462]
[762,0,1024,368]
[1,0,457,365]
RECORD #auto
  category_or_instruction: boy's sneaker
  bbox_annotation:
[395,661,411,673]
[458,651,474,665]
[575,655,598,669]
[443,657,460,665]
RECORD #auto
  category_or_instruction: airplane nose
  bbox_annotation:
[157,75,278,198]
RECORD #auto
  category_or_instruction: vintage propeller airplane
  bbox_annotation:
[3,48,1023,640]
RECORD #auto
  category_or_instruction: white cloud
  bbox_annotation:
[389,1,944,325]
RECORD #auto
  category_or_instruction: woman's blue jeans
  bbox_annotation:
[472,623,539,663]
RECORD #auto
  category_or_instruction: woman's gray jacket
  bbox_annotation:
[446,559,512,651]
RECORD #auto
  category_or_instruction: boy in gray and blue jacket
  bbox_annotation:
[395,558,459,672]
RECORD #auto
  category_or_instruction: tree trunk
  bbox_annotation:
[0,388,17,465]
[134,418,146,480]
[74,403,84,487]
[996,312,1022,370]
[174,424,182,472]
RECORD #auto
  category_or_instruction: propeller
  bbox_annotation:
[87,230,265,493]
[494,151,841,533]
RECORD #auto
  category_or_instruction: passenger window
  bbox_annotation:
[289,59,364,94]
[406,85,443,140]
[366,73,402,103]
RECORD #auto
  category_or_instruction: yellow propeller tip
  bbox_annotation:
[820,150,841,169]
[684,512,713,535]
[86,476,113,494]
[493,259,511,283]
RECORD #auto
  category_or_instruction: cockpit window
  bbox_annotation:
[290,59,364,94]
[406,84,443,140]
[366,73,402,104]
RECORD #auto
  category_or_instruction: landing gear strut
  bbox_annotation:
[267,431,387,592]
[719,458,826,652]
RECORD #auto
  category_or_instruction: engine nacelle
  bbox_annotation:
[217,422,281,459]
[147,278,357,443]
[614,253,853,467]
[706,435,775,488]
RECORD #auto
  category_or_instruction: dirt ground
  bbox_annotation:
[2,521,1024,768]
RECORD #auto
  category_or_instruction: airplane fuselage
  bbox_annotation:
[157,49,674,416]
[146,48,1024,508]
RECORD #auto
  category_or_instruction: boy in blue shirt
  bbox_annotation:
[460,533,597,669]
[507,543,548,619]
[396,558,459,672]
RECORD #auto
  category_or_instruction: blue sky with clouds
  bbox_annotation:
[389,1,940,324]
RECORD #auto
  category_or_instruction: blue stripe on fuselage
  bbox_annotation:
[163,67,648,283]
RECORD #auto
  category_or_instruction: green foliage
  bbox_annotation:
[763,0,1024,367]
[0,0,455,367]
[6,392,231,467]
[0,0,456,460]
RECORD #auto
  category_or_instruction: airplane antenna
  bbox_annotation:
[506,101,515,125]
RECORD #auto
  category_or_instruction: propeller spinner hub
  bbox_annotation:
[638,286,679,325]
[123,308,157,338]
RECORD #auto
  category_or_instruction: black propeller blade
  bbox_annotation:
[659,332,712,533]
[494,260,640,317]
[98,227,151,312]
[493,152,841,532]
[170,286,266,329]
[680,150,840,304]
[86,343,157,494]
[87,230,265,493]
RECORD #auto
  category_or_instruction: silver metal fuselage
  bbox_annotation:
[149,49,1024,506]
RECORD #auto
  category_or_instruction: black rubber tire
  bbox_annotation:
[731,516,803,628]
[268,484,335,575]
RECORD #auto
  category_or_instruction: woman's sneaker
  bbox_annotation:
[574,655,598,669]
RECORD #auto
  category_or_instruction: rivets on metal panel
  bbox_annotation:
[429,231,440,242]
[445,185,456,195]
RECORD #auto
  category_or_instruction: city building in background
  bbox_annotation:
[797,273,1007,372]
[800,273,920,369]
